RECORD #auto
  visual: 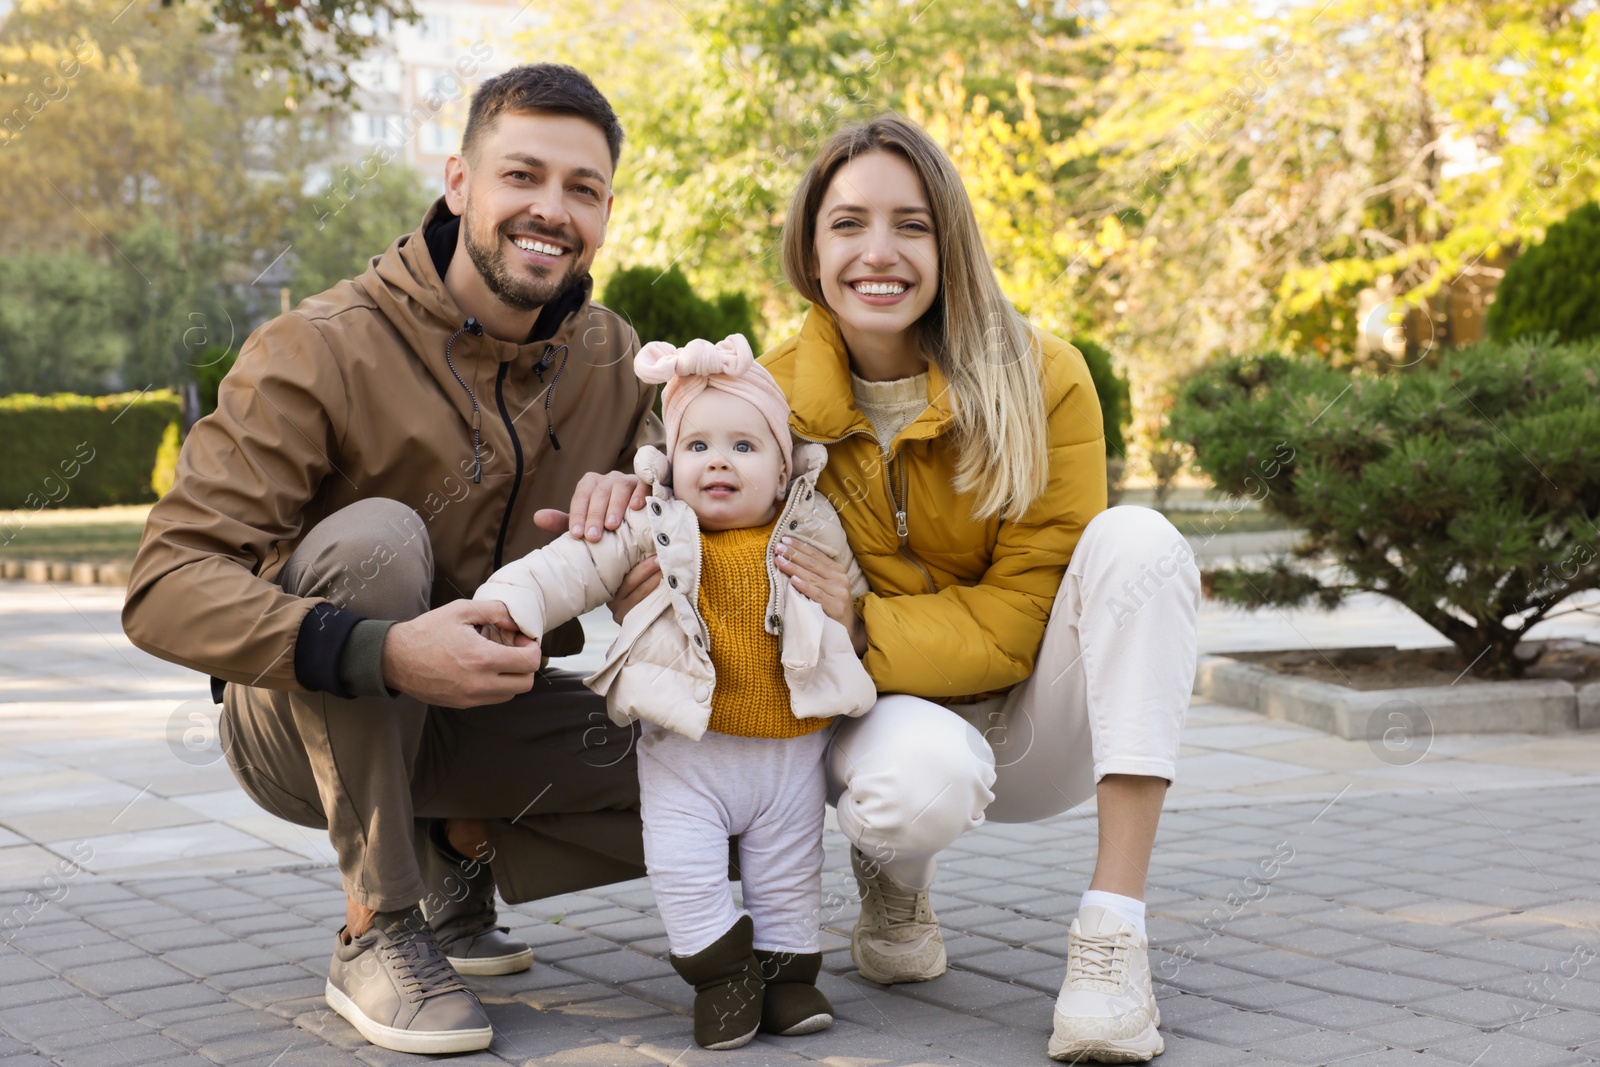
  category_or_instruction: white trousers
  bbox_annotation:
[826,506,1200,889]
[638,723,831,956]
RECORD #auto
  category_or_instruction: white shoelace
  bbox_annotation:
[859,854,926,929]
[1068,930,1131,992]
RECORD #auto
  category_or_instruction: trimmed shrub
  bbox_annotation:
[1072,337,1131,459]
[1168,338,1600,678]
[601,265,759,351]
[1488,201,1600,344]
[151,421,181,498]
[0,391,181,509]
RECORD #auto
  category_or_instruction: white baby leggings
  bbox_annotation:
[638,723,831,956]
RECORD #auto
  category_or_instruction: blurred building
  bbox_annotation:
[317,0,546,195]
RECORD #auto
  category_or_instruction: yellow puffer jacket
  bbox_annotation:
[760,306,1108,699]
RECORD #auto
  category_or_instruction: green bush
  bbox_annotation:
[1072,337,1131,459]
[292,164,436,303]
[0,249,131,395]
[191,345,238,418]
[0,391,181,509]
[0,216,246,398]
[601,265,759,351]
[1488,201,1600,344]
[1168,338,1600,678]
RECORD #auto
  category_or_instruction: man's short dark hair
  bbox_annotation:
[462,63,624,172]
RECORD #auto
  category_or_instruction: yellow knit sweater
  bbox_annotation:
[698,520,830,738]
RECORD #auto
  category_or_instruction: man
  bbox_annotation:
[123,64,663,1054]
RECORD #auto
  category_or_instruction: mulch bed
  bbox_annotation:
[1228,638,1600,690]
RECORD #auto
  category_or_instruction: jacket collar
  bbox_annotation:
[363,196,594,367]
[785,305,954,446]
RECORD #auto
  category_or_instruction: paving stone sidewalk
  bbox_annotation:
[4,580,1600,1066]
[5,787,1600,1066]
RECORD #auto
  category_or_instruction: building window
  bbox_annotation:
[422,122,459,155]
[349,113,395,145]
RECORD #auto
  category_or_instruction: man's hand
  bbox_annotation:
[533,471,646,543]
[381,600,542,708]
[775,538,869,656]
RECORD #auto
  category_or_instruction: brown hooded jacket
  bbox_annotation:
[123,197,661,698]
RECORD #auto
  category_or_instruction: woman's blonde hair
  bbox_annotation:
[781,113,1048,521]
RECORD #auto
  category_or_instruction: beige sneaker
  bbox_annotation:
[849,846,946,984]
[1047,905,1163,1063]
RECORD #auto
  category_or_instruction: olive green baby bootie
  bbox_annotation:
[669,914,764,1049]
[755,949,833,1036]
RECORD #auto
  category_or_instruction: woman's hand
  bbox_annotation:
[774,537,868,656]
[609,557,662,623]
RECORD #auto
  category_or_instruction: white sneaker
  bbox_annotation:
[849,847,947,984]
[1047,905,1163,1063]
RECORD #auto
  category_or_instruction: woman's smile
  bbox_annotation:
[846,276,913,305]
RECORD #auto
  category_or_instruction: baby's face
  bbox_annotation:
[673,390,785,532]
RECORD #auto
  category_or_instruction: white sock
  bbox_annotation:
[1079,890,1146,938]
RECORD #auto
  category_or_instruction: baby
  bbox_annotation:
[474,334,876,1050]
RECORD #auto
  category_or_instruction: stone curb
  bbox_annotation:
[1193,653,1600,737]
[0,558,130,586]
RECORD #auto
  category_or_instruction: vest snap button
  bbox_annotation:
[650,501,661,515]
[656,533,670,546]
[693,634,703,646]
[789,520,798,530]
[667,575,678,589]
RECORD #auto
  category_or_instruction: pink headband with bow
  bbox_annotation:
[634,334,795,489]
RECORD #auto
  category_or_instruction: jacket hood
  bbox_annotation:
[361,196,595,367]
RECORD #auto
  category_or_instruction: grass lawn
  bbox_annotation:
[1161,508,1295,538]
[1,505,150,562]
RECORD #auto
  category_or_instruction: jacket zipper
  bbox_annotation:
[763,478,808,635]
[491,362,522,571]
[686,503,714,706]
[794,426,938,596]
[886,452,936,594]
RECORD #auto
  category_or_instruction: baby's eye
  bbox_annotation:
[689,441,708,452]
[734,441,753,452]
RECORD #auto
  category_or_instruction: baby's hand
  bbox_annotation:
[477,622,538,656]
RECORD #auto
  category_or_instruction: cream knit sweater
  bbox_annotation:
[850,371,929,453]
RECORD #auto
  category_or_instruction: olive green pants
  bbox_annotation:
[220,498,645,912]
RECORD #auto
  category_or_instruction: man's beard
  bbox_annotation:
[463,200,585,313]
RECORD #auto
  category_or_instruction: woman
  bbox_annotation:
[763,114,1199,1063]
